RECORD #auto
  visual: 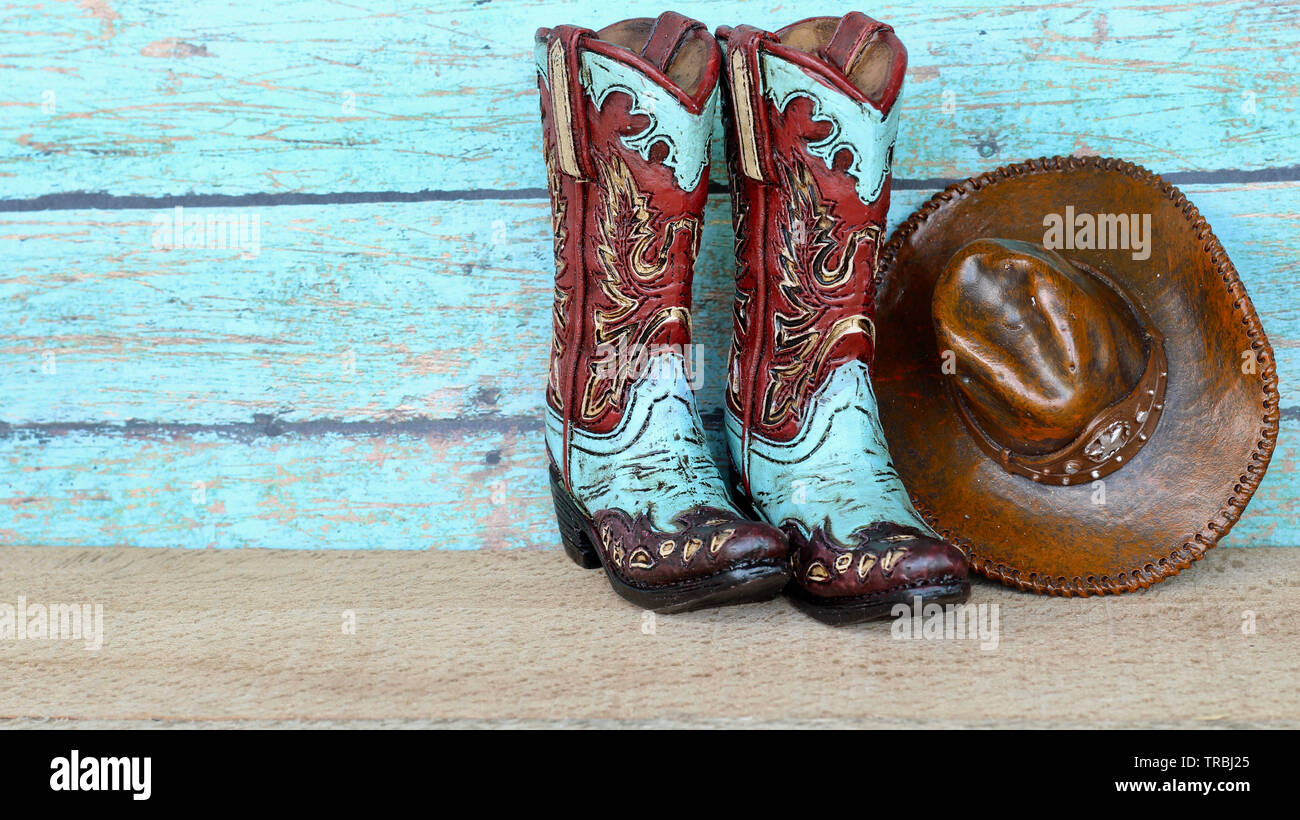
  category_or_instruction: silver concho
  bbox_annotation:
[1084,421,1131,463]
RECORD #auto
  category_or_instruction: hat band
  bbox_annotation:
[948,258,1168,487]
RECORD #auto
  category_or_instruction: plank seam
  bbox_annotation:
[3,165,1298,212]
[0,416,545,442]
[1,406,1295,441]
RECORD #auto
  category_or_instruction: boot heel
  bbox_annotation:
[549,464,602,569]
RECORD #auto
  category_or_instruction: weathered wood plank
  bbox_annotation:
[3,0,1296,198]
[0,198,556,423]
[4,184,1297,426]
[0,423,551,550]
[1,422,1294,549]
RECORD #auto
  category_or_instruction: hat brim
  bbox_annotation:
[873,156,1279,596]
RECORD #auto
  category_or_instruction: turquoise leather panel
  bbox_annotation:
[549,352,740,529]
[728,361,935,545]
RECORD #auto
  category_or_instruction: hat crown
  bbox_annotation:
[933,238,1149,456]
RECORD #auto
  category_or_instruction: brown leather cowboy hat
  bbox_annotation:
[873,156,1280,596]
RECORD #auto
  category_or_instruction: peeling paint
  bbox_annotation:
[2,1,1297,197]
[140,38,214,58]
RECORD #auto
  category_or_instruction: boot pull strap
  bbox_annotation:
[822,12,906,111]
[721,25,780,184]
[823,12,889,71]
[641,11,703,72]
[542,25,597,180]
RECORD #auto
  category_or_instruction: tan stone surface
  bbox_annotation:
[1,546,1296,727]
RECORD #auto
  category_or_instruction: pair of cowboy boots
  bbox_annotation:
[535,11,969,624]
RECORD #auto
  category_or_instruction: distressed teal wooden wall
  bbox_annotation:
[1,0,1297,549]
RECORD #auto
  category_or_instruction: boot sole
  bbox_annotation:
[549,464,789,614]
[787,579,971,626]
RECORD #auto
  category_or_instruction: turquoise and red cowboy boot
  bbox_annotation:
[718,13,969,624]
[536,13,790,612]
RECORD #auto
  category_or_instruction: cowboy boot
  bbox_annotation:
[535,13,790,612]
[717,13,969,625]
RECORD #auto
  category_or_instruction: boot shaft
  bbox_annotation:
[533,17,794,610]
[719,14,907,444]
[535,16,720,443]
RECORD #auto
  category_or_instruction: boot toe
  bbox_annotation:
[590,507,788,585]
[705,518,789,569]
[890,537,968,585]
[790,523,968,599]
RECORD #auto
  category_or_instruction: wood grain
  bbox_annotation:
[1,199,558,423]
[0,422,551,550]
[2,0,1297,198]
